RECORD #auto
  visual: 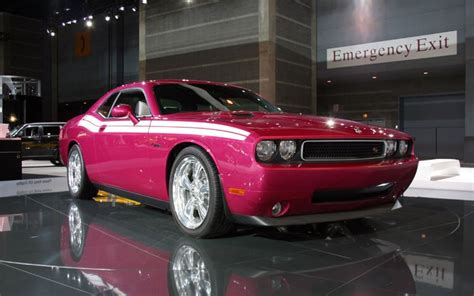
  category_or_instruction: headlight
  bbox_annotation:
[279,140,297,160]
[256,141,276,161]
[385,140,397,156]
[399,140,409,156]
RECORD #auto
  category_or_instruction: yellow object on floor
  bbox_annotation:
[93,190,141,206]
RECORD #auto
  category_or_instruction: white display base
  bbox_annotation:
[405,159,474,201]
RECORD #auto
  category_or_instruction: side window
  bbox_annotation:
[43,126,60,137]
[112,90,151,118]
[97,92,119,118]
[23,127,39,138]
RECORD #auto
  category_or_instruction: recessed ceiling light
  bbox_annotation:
[86,20,93,27]
[423,71,429,75]
[326,80,332,84]
[105,15,111,21]
[119,6,125,11]
[372,75,377,80]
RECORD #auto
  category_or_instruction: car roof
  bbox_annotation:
[24,122,66,126]
[115,79,246,91]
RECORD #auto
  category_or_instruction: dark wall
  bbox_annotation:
[0,13,44,79]
[316,0,466,128]
[57,10,139,104]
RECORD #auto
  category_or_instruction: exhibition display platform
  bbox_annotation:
[0,160,473,294]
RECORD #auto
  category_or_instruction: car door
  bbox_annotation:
[93,88,152,195]
[19,125,41,158]
[42,125,61,159]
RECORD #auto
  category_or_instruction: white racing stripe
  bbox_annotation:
[150,121,250,136]
[148,126,247,140]
[78,115,249,140]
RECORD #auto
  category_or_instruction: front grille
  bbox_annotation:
[301,140,385,161]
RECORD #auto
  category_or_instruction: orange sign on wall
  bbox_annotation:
[75,31,91,57]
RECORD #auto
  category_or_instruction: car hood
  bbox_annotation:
[163,112,410,139]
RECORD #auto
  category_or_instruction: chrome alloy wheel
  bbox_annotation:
[68,150,82,194]
[172,156,210,230]
[68,203,84,258]
[172,245,211,296]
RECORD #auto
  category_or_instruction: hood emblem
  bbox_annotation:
[354,127,362,134]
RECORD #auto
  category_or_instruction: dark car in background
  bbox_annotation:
[9,122,65,165]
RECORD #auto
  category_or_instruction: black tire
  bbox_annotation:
[67,144,98,200]
[50,151,63,166]
[169,146,233,238]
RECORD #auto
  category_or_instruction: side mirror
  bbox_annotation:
[111,104,139,125]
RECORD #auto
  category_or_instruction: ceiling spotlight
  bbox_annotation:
[67,21,72,25]
[142,0,147,4]
[119,6,125,11]
[326,80,332,84]
[185,0,194,4]
[114,14,119,19]
[65,8,70,11]
[105,15,111,21]
[46,29,50,34]
[88,15,93,19]
[423,71,429,75]
[55,11,60,15]
[9,114,17,123]
[86,20,93,27]
[132,7,137,12]
[62,22,66,26]
[72,19,77,23]
[50,31,56,37]
[371,75,377,80]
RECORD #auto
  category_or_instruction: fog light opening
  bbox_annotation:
[272,203,282,216]
[271,201,289,217]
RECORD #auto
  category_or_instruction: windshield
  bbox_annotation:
[153,83,280,114]
[9,125,25,137]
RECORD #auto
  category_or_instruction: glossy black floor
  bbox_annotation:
[0,193,473,296]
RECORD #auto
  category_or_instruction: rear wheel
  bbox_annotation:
[67,144,97,200]
[169,146,232,238]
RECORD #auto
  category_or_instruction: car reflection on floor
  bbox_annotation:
[58,199,416,295]
[1,192,471,295]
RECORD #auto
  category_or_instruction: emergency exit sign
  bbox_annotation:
[327,31,457,69]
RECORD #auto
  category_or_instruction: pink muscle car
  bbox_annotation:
[59,79,418,238]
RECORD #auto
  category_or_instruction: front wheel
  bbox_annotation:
[67,144,97,200]
[169,146,232,238]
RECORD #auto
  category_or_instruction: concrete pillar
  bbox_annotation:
[311,0,317,115]
[258,0,276,103]
[50,30,58,121]
[465,0,474,162]
[138,5,146,81]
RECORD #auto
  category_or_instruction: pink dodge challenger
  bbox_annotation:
[59,80,418,238]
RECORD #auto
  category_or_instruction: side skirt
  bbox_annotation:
[94,184,170,211]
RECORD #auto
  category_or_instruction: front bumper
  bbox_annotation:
[224,156,418,218]
[232,200,402,226]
